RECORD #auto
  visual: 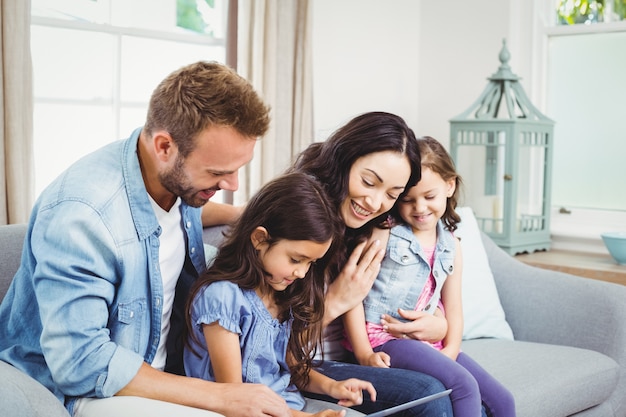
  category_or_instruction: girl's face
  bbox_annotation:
[340,151,411,229]
[398,167,456,233]
[252,227,332,292]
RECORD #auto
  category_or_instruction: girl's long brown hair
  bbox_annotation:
[185,172,343,389]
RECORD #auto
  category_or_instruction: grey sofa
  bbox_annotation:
[1,223,625,417]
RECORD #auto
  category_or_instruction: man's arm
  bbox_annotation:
[201,201,243,227]
[117,362,290,417]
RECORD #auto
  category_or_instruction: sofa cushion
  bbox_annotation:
[462,339,619,417]
[455,207,514,340]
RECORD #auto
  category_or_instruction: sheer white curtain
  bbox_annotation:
[234,0,313,204]
[0,0,34,224]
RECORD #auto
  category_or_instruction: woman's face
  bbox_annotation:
[340,151,412,229]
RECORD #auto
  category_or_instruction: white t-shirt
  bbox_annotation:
[148,196,185,370]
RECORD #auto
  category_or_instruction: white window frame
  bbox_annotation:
[531,0,626,253]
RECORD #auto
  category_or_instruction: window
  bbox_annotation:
[556,0,626,24]
[30,0,228,196]
[536,1,626,251]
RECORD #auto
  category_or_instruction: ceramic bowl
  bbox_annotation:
[601,232,626,265]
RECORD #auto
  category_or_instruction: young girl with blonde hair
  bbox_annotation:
[343,136,516,417]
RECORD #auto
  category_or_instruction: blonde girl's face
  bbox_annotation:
[251,227,332,292]
[340,151,411,229]
[398,167,456,233]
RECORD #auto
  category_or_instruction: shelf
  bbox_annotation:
[515,249,626,286]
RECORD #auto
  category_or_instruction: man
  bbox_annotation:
[0,62,290,417]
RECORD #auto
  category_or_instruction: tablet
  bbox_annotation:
[364,389,452,417]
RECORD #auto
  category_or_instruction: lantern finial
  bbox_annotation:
[499,39,510,67]
[490,39,518,81]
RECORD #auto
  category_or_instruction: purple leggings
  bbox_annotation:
[375,338,515,417]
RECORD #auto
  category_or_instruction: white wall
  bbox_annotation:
[312,0,532,147]
[311,0,421,140]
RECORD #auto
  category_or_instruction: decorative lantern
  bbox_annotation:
[449,40,555,255]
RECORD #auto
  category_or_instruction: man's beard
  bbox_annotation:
[159,155,211,208]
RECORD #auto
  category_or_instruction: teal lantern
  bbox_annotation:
[449,40,555,255]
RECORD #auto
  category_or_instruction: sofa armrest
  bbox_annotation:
[481,232,626,361]
[0,360,70,417]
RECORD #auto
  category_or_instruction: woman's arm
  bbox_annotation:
[202,321,244,382]
[439,238,464,361]
[343,305,390,367]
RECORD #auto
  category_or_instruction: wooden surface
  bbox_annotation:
[515,249,626,286]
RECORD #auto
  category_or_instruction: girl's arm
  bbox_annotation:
[380,308,448,343]
[303,369,377,407]
[343,304,390,367]
[202,322,243,382]
[439,238,464,361]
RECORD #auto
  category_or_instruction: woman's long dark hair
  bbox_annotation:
[185,172,343,389]
[289,111,421,279]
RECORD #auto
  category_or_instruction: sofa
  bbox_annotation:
[1,220,625,417]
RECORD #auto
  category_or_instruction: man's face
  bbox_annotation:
[159,125,256,208]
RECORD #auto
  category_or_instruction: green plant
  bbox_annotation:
[177,0,215,35]
[556,0,626,24]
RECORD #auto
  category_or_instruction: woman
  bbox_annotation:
[203,112,454,416]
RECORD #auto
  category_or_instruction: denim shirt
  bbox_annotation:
[363,222,456,324]
[184,281,304,410]
[0,128,206,413]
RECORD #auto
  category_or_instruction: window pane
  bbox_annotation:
[120,36,225,103]
[120,107,149,138]
[31,26,115,100]
[32,0,113,23]
[547,31,626,211]
[34,104,115,194]
[32,0,227,38]
[556,0,626,24]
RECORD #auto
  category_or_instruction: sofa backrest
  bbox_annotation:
[0,224,27,303]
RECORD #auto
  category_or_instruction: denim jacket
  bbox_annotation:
[0,128,206,413]
[363,222,456,324]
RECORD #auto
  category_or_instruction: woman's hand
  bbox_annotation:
[381,308,447,343]
[323,239,385,326]
[328,378,377,407]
